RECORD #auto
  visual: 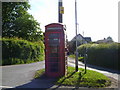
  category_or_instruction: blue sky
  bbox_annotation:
[28,0,119,42]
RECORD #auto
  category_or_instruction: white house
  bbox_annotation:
[71,34,92,44]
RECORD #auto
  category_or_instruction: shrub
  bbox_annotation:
[1,38,44,65]
[78,43,119,71]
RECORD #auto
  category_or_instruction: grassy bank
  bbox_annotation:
[34,67,111,88]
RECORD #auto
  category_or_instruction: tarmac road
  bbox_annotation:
[1,58,120,88]
[1,61,45,88]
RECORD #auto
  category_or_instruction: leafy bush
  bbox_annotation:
[1,38,44,65]
[78,43,119,71]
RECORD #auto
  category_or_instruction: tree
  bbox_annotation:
[2,2,43,41]
[13,13,43,41]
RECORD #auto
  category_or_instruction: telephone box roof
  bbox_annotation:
[45,23,64,27]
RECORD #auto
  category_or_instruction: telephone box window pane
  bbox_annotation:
[49,44,59,46]
[48,38,59,45]
[49,53,59,57]
[49,58,59,62]
[51,48,57,53]
[49,46,59,53]
[49,33,59,38]
[49,63,59,72]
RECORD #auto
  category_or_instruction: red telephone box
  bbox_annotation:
[45,23,68,77]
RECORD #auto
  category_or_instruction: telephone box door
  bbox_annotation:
[45,32,62,77]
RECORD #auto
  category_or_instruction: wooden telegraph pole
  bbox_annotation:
[75,0,78,72]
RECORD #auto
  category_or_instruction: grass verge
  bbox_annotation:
[2,57,44,66]
[69,54,75,58]
[34,67,111,88]
[69,54,84,62]
[34,68,45,79]
[56,67,111,88]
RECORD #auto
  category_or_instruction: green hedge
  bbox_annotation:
[78,43,120,71]
[1,38,44,65]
